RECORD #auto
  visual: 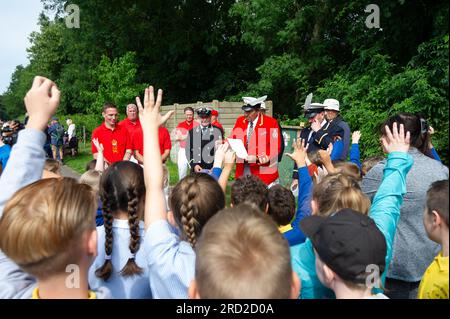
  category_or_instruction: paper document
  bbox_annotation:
[227,138,248,159]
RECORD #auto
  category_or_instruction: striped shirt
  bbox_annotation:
[144,219,195,299]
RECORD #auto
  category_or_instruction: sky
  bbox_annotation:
[0,0,46,94]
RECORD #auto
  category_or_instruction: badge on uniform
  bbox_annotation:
[272,130,278,138]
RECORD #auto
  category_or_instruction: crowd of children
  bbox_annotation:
[0,76,447,300]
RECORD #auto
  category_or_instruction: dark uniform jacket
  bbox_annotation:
[292,120,344,179]
[185,124,223,171]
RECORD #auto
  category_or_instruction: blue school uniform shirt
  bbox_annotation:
[89,219,152,299]
[144,219,195,299]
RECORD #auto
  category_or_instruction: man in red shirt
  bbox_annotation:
[175,106,198,179]
[91,103,132,165]
[230,96,281,186]
[132,126,172,164]
[118,103,141,139]
[211,109,224,135]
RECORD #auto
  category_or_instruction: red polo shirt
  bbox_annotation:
[91,123,131,164]
[132,126,172,156]
[119,118,141,140]
[176,120,198,148]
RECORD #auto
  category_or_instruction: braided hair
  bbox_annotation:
[169,173,225,247]
[95,161,145,280]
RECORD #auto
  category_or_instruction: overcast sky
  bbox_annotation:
[0,0,45,94]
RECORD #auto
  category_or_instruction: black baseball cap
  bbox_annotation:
[196,107,212,118]
[300,208,387,284]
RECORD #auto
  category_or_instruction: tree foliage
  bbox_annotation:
[1,0,448,162]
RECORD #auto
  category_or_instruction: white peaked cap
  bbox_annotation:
[242,95,267,107]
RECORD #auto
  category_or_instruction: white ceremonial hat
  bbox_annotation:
[242,95,268,111]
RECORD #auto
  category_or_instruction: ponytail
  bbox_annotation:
[95,195,114,280]
[120,188,143,277]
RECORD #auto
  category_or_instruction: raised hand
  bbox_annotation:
[92,138,104,154]
[381,122,410,154]
[136,86,163,129]
[352,131,361,144]
[24,76,61,131]
[213,142,229,168]
[224,149,236,170]
[286,138,308,167]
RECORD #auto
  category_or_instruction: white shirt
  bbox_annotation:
[247,115,259,142]
[67,123,76,139]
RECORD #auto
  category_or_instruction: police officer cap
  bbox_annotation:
[196,107,212,117]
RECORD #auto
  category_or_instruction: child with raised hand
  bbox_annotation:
[0,76,110,298]
[88,161,151,299]
[293,123,413,299]
[139,86,225,298]
[301,208,389,299]
[417,179,448,299]
[189,203,300,299]
[349,130,362,171]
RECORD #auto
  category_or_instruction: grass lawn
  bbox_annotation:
[64,143,93,174]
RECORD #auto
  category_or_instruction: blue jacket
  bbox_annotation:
[291,151,413,298]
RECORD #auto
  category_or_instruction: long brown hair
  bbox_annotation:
[169,173,225,247]
[95,161,145,280]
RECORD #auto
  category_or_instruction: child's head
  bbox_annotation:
[231,175,268,212]
[0,178,97,279]
[333,161,361,181]
[301,208,386,294]
[361,156,384,176]
[96,161,145,280]
[169,173,225,247]
[79,169,102,195]
[268,185,296,226]
[44,159,61,175]
[85,159,97,171]
[190,203,300,298]
[423,179,449,244]
[312,173,370,217]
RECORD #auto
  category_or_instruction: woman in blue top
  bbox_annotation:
[290,122,414,299]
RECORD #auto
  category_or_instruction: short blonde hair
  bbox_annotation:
[195,203,293,298]
[0,178,97,279]
[80,170,102,194]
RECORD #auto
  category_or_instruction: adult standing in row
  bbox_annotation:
[185,107,223,173]
[91,103,132,165]
[323,99,351,160]
[291,95,344,186]
[231,96,281,187]
[175,107,197,179]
